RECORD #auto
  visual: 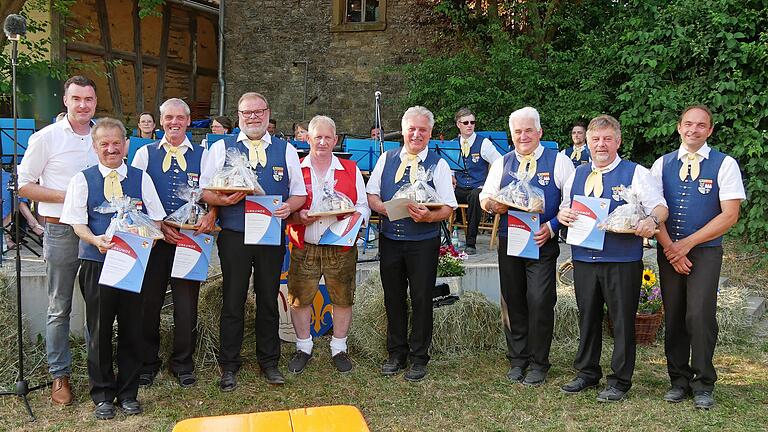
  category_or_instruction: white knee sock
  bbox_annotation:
[296,337,313,355]
[330,336,347,357]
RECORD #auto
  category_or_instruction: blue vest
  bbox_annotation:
[498,148,562,237]
[455,135,490,189]
[379,149,441,241]
[217,136,291,232]
[80,165,146,262]
[144,142,205,214]
[570,160,643,262]
[564,145,591,168]
[661,149,726,247]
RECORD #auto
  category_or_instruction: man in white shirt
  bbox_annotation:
[366,106,458,382]
[284,115,370,374]
[18,75,99,405]
[453,108,502,254]
[60,117,165,420]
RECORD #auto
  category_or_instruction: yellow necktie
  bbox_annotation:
[571,147,582,161]
[584,168,604,197]
[395,153,420,184]
[461,139,471,158]
[162,144,187,172]
[248,139,267,168]
[104,170,123,202]
[516,154,537,180]
[679,152,700,181]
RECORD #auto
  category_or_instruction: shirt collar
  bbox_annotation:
[677,142,710,160]
[459,132,477,143]
[158,136,193,150]
[61,117,93,136]
[300,154,344,171]
[238,131,273,146]
[400,145,429,162]
[97,162,127,178]
[515,144,544,160]
[591,155,622,173]
[573,143,587,150]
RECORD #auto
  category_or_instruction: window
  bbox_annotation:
[332,0,386,32]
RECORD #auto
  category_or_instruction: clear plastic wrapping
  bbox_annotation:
[95,196,164,240]
[206,147,265,194]
[392,165,441,204]
[494,173,545,213]
[598,184,645,233]
[307,179,355,216]
[164,185,207,228]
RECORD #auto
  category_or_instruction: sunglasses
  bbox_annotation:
[460,120,476,125]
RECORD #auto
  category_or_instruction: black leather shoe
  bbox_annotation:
[506,366,525,383]
[262,366,285,385]
[219,370,237,392]
[138,371,157,387]
[663,386,690,403]
[118,398,143,415]
[522,369,547,387]
[176,371,197,388]
[381,356,406,376]
[94,401,115,420]
[465,246,477,255]
[404,364,427,382]
[596,386,627,402]
[560,377,599,394]
[693,391,715,409]
[288,351,312,374]
[332,352,353,373]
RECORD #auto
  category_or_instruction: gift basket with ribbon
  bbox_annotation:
[392,165,444,207]
[164,185,219,230]
[307,179,356,217]
[598,184,645,233]
[493,172,545,213]
[204,147,265,194]
[95,196,164,240]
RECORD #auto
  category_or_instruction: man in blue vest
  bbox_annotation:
[557,114,668,402]
[201,92,307,391]
[366,106,458,382]
[453,108,502,255]
[131,98,216,389]
[561,121,591,168]
[60,118,166,419]
[651,105,745,409]
[479,107,574,386]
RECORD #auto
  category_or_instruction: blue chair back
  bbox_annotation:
[541,140,559,150]
[127,137,156,164]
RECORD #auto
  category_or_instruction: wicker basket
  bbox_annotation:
[605,310,664,345]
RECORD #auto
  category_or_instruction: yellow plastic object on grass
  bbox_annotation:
[173,405,370,432]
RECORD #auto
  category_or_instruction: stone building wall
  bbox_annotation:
[222,0,441,136]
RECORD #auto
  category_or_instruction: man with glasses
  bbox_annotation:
[452,108,502,254]
[201,92,306,391]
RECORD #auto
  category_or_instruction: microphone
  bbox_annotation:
[3,14,27,40]
[375,91,381,100]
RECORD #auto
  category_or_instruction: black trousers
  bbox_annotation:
[217,229,285,372]
[140,240,201,376]
[79,260,143,404]
[497,236,559,371]
[658,246,722,392]
[379,235,440,366]
[454,186,483,247]
[572,260,642,392]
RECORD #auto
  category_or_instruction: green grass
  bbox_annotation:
[0,339,766,431]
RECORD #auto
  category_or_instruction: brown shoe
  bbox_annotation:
[51,376,73,405]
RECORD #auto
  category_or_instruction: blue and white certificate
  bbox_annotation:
[171,230,214,281]
[566,195,610,250]
[244,195,282,245]
[98,231,153,293]
[506,210,540,259]
[319,212,364,247]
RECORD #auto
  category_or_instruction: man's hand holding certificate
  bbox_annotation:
[560,195,610,251]
[98,231,153,293]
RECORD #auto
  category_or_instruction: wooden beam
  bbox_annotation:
[95,0,123,117]
[155,2,172,106]
[189,9,198,102]
[132,0,145,114]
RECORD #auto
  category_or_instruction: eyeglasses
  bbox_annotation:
[238,109,268,118]
[460,120,476,125]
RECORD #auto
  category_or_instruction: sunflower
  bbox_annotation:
[642,268,657,286]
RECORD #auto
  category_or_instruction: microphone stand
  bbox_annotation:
[0,29,49,423]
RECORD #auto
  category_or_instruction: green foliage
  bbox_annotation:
[402,0,768,244]
[138,0,165,18]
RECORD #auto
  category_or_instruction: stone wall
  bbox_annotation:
[222,0,441,136]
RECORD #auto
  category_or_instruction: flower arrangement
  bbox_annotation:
[638,268,663,314]
[437,245,468,277]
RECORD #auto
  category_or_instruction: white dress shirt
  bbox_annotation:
[650,143,746,201]
[18,118,99,217]
[60,163,166,225]
[131,136,208,173]
[560,156,667,214]
[200,131,307,196]
[463,133,503,164]
[366,146,459,209]
[302,155,371,244]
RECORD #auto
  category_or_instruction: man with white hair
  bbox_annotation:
[201,92,307,390]
[131,98,216,388]
[480,107,574,386]
[285,115,370,374]
[366,106,458,382]
[557,114,667,402]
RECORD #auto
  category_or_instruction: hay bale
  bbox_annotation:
[553,284,581,342]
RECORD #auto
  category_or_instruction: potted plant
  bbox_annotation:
[436,245,467,295]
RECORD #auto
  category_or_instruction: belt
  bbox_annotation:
[44,217,65,225]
